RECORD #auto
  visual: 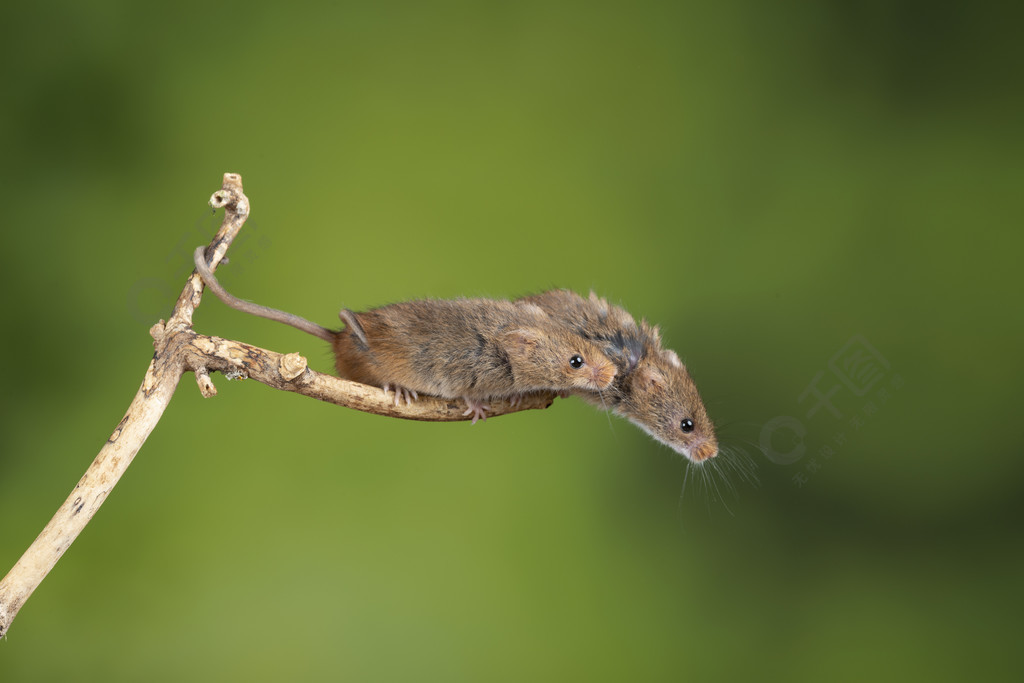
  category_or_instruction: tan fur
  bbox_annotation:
[519,289,718,462]
[332,298,616,401]
[193,250,616,416]
[194,248,708,447]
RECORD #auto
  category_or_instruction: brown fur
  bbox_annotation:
[519,289,718,462]
[193,249,615,416]
[194,248,707,448]
[332,298,616,401]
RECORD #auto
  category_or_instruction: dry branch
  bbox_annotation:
[0,173,555,639]
[179,329,555,419]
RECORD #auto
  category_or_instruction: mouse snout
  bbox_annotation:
[690,440,718,462]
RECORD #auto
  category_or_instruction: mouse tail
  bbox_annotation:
[192,246,336,343]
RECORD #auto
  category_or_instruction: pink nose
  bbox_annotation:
[691,441,718,462]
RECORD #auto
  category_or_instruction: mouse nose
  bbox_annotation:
[691,441,718,462]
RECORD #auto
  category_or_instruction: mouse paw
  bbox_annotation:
[462,398,491,425]
[382,383,419,407]
[508,393,536,408]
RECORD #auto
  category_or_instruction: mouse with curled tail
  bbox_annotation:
[518,289,718,463]
[193,248,616,423]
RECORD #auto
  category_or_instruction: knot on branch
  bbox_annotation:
[279,353,308,381]
[150,320,166,345]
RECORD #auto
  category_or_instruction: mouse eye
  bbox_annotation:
[680,418,695,434]
[569,354,584,369]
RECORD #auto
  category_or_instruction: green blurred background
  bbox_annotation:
[1,1,1021,680]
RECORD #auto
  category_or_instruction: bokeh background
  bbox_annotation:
[1,1,1021,681]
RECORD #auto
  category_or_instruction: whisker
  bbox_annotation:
[596,388,616,432]
[678,442,760,517]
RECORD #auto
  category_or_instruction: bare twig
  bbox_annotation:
[0,173,554,639]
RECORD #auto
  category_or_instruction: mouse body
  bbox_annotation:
[333,298,617,421]
[193,247,714,454]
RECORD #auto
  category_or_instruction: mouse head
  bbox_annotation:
[619,348,718,463]
[504,328,617,392]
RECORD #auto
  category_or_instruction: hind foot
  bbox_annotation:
[382,383,419,407]
[462,398,491,424]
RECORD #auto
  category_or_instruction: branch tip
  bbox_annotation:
[195,368,217,398]
[208,190,232,209]
[0,172,253,639]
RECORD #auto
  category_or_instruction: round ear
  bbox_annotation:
[661,348,682,369]
[636,365,667,389]
[503,328,542,349]
[588,290,609,315]
[640,319,663,346]
[609,305,637,330]
[518,302,548,318]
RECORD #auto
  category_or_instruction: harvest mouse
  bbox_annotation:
[193,248,616,422]
[518,289,718,462]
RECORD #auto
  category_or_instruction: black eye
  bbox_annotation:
[569,354,584,369]
[680,418,695,433]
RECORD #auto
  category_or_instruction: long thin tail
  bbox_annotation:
[192,246,336,343]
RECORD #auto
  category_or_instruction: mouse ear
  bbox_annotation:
[503,328,542,349]
[635,365,666,390]
[639,319,662,346]
[517,302,548,318]
[588,290,609,316]
[661,349,682,369]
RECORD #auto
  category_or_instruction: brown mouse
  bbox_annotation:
[334,299,617,421]
[518,289,718,462]
[193,248,616,422]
